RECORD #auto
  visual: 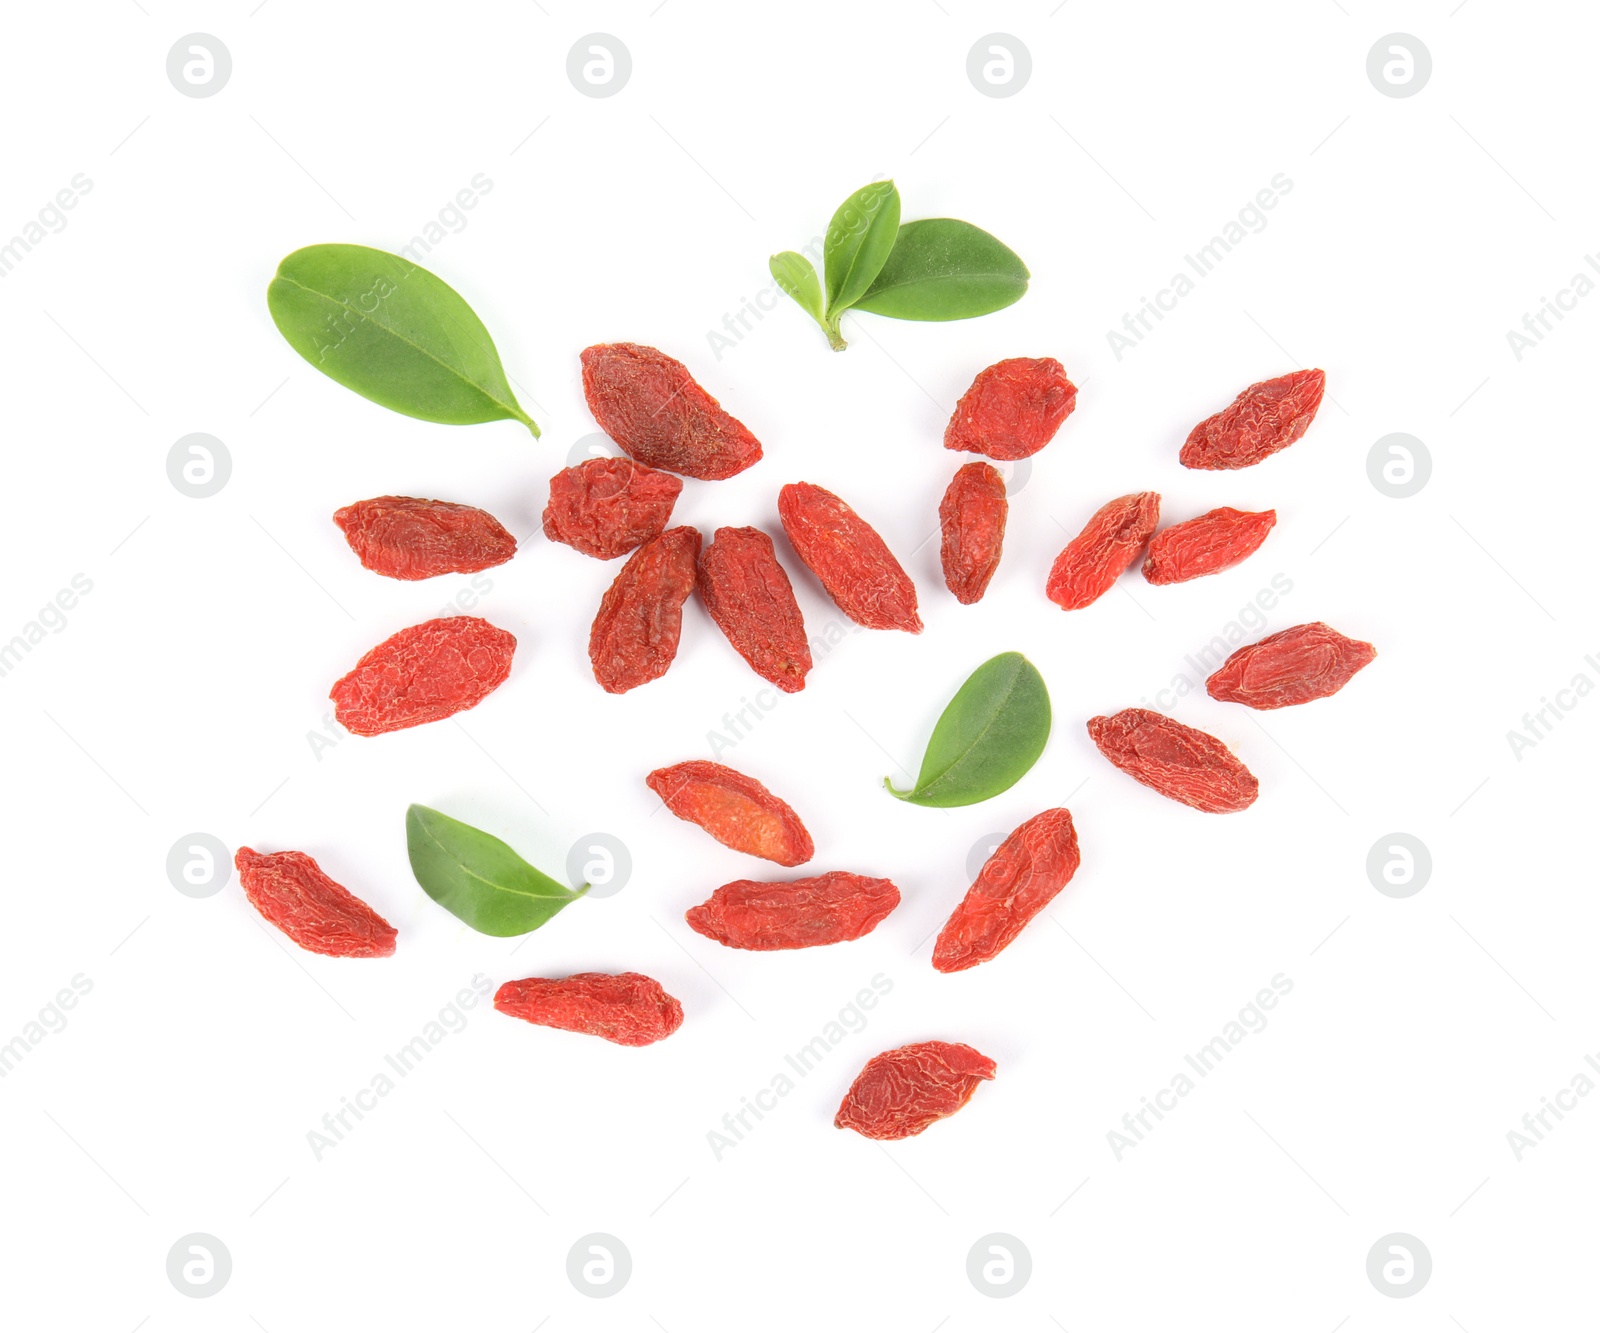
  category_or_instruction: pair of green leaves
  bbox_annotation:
[268,243,538,435]
[770,181,1030,351]
[887,653,1051,807]
[406,804,584,936]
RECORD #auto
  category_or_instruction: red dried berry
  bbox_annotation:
[646,760,815,866]
[778,482,921,632]
[835,1041,996,1140]
[1142,507,1277,585]
[543,457,683,560]
[331,616,516,736]
[1087,708,1259,813]
[1180,369,1326,470]
[944,356,1076,460]
[494,973,683,1047]
[932,809,1079,973]
[685,872,900,951]
[235,847,397,958]
[589,526,701,694]
[580,342,762,480]
[939,462,1008,605]
[1045,492,1161,610]
[1206,622,1377,710]
[333,496,517,581]
[698,526,812,693]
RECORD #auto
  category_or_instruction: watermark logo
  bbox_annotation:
[1367,433,1430,498]
[567,1233,631,1296]
[167,433,231,498]
[567,35,630,98]
[1366,1232,1431,1296]
[0,974,93,1080]
[399,174,495,265]
[167,833,232,899]
[1366,35,1430,98]
[967,35,1031,97]
[568,431,622,468]
[167,35,231,98]
[567,833,631,899]
[1507,656,1599,760]
[0,174,93,280]
[967,833,1003,882]
[1506,1053,1600,1159]
[1367,834,1431,898]
[166,1233,231,1297]
[967,1233,1031,1296]
[0,574,94,681]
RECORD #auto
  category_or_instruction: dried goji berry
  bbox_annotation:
[939,462,1007,605]
[1087,708,1259,813]
[778,482,921,632]
[589,526,701,694]
[697,526,812,692]
[1180,369,1326,470]
[1142,507,1276,585]
[944,356,1076,460]
[333,496,517,581]
[1206,622,1377,710]
[331,616,516,736]
[646,760,814,866]
[581,342,762,480]
[685,872,899,950]
[1045,492,1161,610]
[835,1041,996,1140]
[494,973,683,1046]
[543,457,682,560]
[932,809,1079,973]
[235,847,397,957]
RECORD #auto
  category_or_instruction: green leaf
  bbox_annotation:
[770,251,827,326]
[852,218,1029,322]
[406,804,585,936]
[823,180,901,323]
[267,243,538,435]
[886,652,1051,807]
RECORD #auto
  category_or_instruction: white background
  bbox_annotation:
[1,1,1594,1328]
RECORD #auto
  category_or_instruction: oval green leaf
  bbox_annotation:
[885,652,1051,807]
[268,243,538,435]
[823,181,901,319]
[770,251,826,326]
[406,804,585,936]
[852,218,1029,322]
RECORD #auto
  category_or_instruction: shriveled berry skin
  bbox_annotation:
[1206,622,1377,710]
[835,1041,996,1140]
[944,357,1076,460]
[589,526,701,694]
[647,760,815,866]
[1046,492,1161,610]
[1087,708,1258,813]
[331,616,516,736]
[333,496,516,580]
[778,482,922,632]
[686,872,900,950]
[235,847,396,957]
[494,973,683,1047]
[543,458,682,560]
[939,462,1007,605]
[932,809,1079,973]
[1180,369,1325,470]
[1142,507,1276,585]
[580,342,762,480]
[698,526,812,692]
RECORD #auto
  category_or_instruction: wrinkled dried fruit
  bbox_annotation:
[1142,507,1276,585]
[1046,492,1161,610]
[698,526,812,692]
[835,1041,996,1140]
[778,482,921,632]
[686,872,899,950]
[331,616,515,736]
[932,809,1079,973]
[543,457,683,560]
[235,847,396,957]
[589,527,701,694]
[1181,369,1326,470]
[1207,622,1377,710]
[581,342,762,480]
[944,357,1076,460]
[939,462,1007,604]
[333,496,517,581]
[494,973,683,1046]
[647,760,814,866]
[1087,708,1259,813]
